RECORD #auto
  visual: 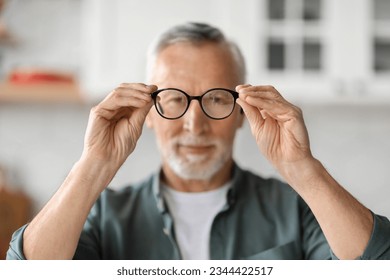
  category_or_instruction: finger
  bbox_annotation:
[100,87,154,113]
[245,95,304,124]
[103,83,156,103]
[244,96,299,121]
[238,84,279,93]
[109,87,153,100]
[116,83,157,93]
[106,95,152,111]
[117,91,152,102]
[238,85,287,102]
[111,92,152,106]
[236,98,265,128]
[237,84,304,124]
[238,93,286,114]
[235,84,252,91]
[123,102,154,142]
[237,84,294,117]
[129,101,154,129]
[94,97,152,120]
[117,96,152,107]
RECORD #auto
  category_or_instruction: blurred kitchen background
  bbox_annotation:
[0,0,389,258]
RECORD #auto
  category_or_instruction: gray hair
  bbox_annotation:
[146,22,246,83]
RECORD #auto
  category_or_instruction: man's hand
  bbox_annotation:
[236,84,374,259]
[23,83,157,259]
[82,83,157,171]
[236,84,313,174]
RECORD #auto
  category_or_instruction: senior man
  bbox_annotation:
[7,23,390,260]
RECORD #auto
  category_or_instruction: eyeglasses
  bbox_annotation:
[151,88,239,120]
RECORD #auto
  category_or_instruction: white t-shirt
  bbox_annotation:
[162,182,231,260]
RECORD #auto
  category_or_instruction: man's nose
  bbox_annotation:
[183,100,210,135]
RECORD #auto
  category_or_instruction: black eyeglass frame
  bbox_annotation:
[151,88,239,120]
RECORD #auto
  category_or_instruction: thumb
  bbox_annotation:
[236,98,265,130]
[129,101,154,130]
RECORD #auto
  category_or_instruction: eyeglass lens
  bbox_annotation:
[202,89,235,119]
[154,89,235,119]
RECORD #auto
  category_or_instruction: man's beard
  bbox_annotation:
[158,136,231,180]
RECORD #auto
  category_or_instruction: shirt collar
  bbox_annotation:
[151,162,244,214]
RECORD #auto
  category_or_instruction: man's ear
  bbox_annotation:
[237,107,245,128]
[145,111,154,129]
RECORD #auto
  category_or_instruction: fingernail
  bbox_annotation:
[236,84,251,91]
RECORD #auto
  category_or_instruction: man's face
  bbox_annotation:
[147,41,244,180]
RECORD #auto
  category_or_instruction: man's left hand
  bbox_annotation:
[236,84,314,174]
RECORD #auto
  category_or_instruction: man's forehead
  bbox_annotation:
[157,41,232,59]
[150,42,239,87]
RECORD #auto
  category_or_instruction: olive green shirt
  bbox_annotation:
[7,164,390,259]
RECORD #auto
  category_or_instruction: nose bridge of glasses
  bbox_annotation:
[187,95,206,116]
[188,95,203,104]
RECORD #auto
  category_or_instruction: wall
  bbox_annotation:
[0,0,389,219]
[1,102,389,218]
[0,0,81,80]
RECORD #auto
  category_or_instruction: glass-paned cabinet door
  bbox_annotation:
[374,40,390,72]
[373,0,390,72]
[370,0,390,97]
[265,0,323,73]
[258,0,332,101]
[257,0,390,102]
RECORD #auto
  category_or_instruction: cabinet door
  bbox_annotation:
[370,0,390,98]
[256,0,333,101]
[81,0,390,102]
[257,0,390,102]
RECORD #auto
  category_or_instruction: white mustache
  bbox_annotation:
[173,136,217,146]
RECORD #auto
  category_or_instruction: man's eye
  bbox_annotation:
[210,95,230,104]
[165,97,184,103]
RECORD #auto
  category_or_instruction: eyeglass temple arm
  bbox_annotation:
[156,101,164,114]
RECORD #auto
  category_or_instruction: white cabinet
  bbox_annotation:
[81,0,390,103]
[256,0,390,102]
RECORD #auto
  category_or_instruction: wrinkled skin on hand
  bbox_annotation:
[82,83,157,169]
[236,85,313,171]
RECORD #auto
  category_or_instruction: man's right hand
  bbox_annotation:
[82,83,157,171]
[23,83,157,259]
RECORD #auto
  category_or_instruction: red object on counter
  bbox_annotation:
[8,69,74,84]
